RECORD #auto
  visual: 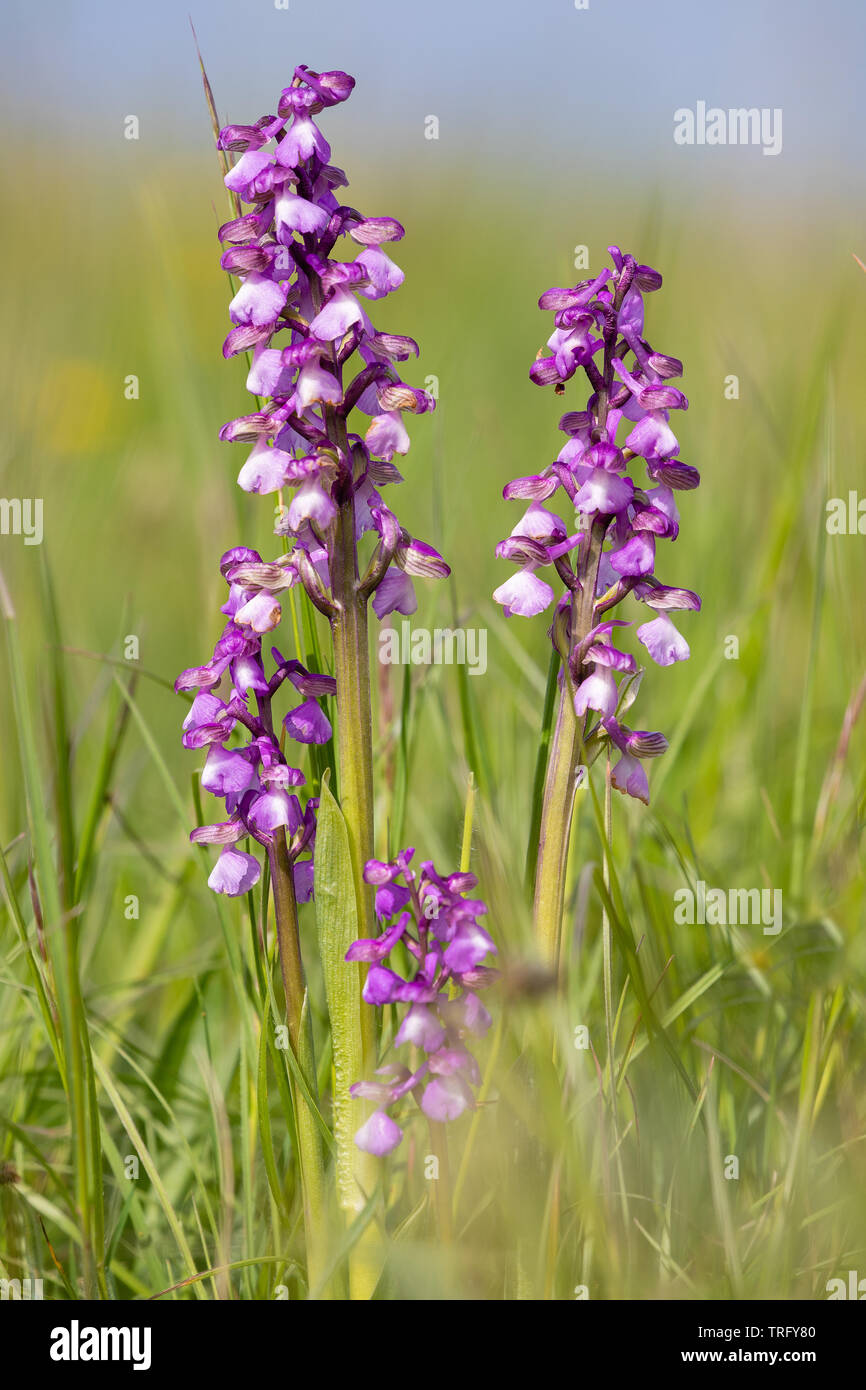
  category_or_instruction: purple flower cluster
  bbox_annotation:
[493,246,701,803]
[176,546,335,896]
[346,851,496,1155]
[216,65,448,619]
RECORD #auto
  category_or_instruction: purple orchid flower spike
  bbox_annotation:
[346,851,497,1155]
[494,248,701,963]
[176,548,332,901]
[214,67,447,625]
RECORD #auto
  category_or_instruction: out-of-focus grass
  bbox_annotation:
[1,148,865,1298]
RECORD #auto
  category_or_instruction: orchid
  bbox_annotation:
[207,66,448,1295]
[346,850,496,1155]
[495,248,701,960]
[215,66,448,628]
[214,59,446,1071]
[176,546,332,901]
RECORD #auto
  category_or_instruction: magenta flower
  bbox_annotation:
[215,66,448,623]
[283,697,332,744]
[346,850,496,1155]
[176,548,333,897]
[499,249,702,963]
[495,246,701,807]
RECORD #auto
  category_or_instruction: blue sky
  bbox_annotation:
[3,0,864,196]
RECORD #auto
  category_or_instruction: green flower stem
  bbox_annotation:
[268,832,307,1050]
[258,680,326,1289]
[601,750,618,1128]
[267,830,328,1290]
[531,262,634,964]
[325,410,382,1299]
[329,501,378,953]
[532,519,606,965]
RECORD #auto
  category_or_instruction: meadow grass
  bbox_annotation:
[1,157,865,1299]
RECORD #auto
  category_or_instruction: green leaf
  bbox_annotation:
[314,771,363,1214]
[525,646,560,894]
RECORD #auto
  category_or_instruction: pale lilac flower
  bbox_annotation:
[636,612,691,665]
[354,1110,403,1156]
[346,851,496,1155]
[208,846,262,896]
[493,569,555,618]
[237,439,294,494]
